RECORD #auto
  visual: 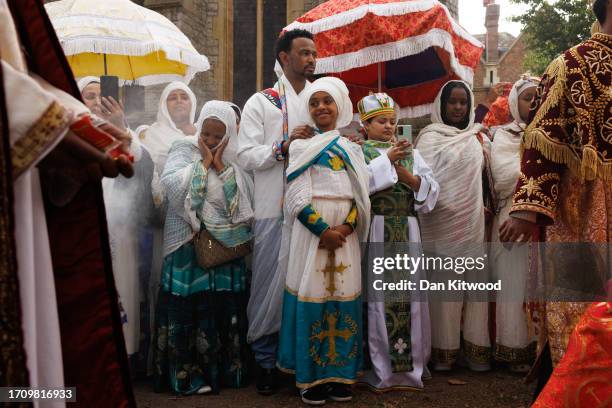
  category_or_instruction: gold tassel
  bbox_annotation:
[523,130,612,182]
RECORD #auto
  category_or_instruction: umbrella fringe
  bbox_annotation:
[398,102,434,120]
[314,29,475,85]
[61,38,210,71]
[285,0,481,48]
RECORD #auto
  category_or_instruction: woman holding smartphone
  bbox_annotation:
[358,93,439,392]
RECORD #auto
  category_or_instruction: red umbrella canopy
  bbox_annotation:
[283,0,484,118]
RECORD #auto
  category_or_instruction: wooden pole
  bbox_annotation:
[256,0,264,91]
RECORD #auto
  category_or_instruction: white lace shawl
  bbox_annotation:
[414,81,487,250]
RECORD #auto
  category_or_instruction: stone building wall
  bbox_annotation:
[136,0,219,127]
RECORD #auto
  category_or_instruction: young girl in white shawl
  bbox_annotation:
[153,101,253,396]
[490,75,539,372]
[415,80,495,372]
[277,77,370,405]
[357,93,439,392]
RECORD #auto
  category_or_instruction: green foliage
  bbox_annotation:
[510,0,594,74]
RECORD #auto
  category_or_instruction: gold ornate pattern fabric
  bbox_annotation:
[530,170,611,365]
[0,63,30,392]
[10,101,70,178]
[512,33,611,223]
[494,342,537,364]
[525,33,611,181]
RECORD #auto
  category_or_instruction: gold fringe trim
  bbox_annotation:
[522,53,611,182]
[523,130,612,182]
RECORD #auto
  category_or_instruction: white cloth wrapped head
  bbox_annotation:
[298,76,353,130]
[140,81,197,169]
[193,100,254,223]
[195,100,239,157]
[508,75,539,126]
[157,81,197,132]
[430,79,475,131]
[77,76,100,93]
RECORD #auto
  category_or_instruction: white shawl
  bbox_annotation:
[140,81,196,170]
[491,78,538,207]
[190,100,254,234]
[415,80,486,249]
[254,77,370,339]
[139,81,196,206]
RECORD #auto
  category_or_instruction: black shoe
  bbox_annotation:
[300,385,327,406]
[327,382,352,402]
[255,366,278,396]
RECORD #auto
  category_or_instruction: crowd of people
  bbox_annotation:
[2,0,610,407]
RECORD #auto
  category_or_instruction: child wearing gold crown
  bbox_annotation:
[358,93,439,392]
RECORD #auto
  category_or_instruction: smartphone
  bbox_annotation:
[100,75,120,102]
[397,124,412,143]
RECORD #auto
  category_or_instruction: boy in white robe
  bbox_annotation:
[357,93,439,391]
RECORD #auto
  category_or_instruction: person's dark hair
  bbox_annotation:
[593,0,607,24]
[440,81,472,130]
[275,29,314,66]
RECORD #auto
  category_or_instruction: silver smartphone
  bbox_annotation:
[396,125,413,157]
[396,124,412,144]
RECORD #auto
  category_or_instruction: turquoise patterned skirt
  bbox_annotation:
[153,241,249,395]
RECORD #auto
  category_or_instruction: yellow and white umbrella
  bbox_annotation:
[45,0,210,85]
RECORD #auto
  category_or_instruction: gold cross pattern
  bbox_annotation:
[321,250,349,295]
[313,311,353,363]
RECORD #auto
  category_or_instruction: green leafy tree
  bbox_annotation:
[510,0,594,74]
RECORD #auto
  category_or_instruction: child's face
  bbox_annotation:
[363,113,397,142]
[309,91,338,130]
[443,87,469,127]
[200,118,226,150]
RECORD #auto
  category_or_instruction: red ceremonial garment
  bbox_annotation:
[532,302,612,408]
[6,1,135,406]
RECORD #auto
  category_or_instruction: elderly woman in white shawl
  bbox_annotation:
[490,75,539,372]
[77,77,155,358]
[277,77,370,405]
[153,101,253,396]
[415,80,495,372]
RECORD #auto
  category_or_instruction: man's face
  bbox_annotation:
[281,37,317,78]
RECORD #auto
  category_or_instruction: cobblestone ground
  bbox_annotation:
[135,367,535,408]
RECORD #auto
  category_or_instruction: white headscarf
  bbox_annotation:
[508,75,539,128]
[288,76,370,241]
[415,80,487,251]
[297,76,354,130]
[429,80,477,132]
[192,100,254,227]
[140,81,197,172]
[491,76,539,205]
[77,76,100,93]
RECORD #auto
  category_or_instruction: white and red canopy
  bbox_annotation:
[284,0,484,118]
